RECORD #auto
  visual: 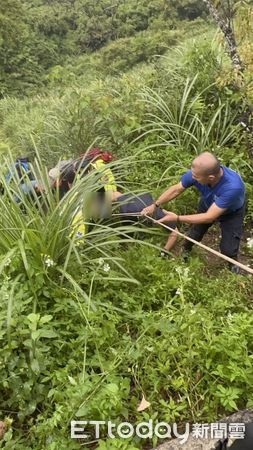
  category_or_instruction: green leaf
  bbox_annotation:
[76,405,88,417]
[40,315,53,324]
[228,400,238,410]
[68,376,77,386]
[27,313,40,323]
[106,383,119,394]
[31,359,40,374]
[31,330,41,341]
[39,329,58,339]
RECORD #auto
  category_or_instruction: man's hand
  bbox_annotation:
[141,203,156,216]
[158,212,178,223]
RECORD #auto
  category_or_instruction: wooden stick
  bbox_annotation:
[112,212,253,275]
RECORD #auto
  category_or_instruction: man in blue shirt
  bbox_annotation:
[141,152,246,273]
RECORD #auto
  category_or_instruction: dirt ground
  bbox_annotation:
[172,223,253,277]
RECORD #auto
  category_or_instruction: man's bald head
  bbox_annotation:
[192,152,221,177]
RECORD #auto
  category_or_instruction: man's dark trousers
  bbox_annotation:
[183,199,245,260]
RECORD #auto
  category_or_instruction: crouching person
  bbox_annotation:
[6,156,44,205]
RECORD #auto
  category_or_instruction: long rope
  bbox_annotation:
[112,212,253,275]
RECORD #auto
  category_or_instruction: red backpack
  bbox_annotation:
[74,148,115,173]
[79,148,114,163]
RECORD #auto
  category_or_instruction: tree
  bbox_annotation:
[202,0,244,73]
[203,0,253,145]
[0,0,43,96]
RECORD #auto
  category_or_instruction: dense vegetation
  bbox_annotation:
[0,0,208,96]
[0,1,253,449]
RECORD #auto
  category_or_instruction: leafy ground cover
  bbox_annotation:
[1,4,253,449]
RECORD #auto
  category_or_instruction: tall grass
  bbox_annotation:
[137,76,241,154]
[0,148,155,312]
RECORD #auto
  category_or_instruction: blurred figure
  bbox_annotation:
[6,156,43,204]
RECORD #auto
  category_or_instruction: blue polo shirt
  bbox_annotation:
[181,166,245,213]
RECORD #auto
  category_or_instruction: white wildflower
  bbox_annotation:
[98,257,104,266]
[183,268,189,277]
[246,238,253,249]
[45,258,55,267]
[103,263,110,273]
[175,267,183,275]
[42,254,55,267]
[4,258,11,267]
[175,288,181,295]
[227,312,233,322]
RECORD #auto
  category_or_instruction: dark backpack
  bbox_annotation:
[57,149,115,198]
[117,192,168,225]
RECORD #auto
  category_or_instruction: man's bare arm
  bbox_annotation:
[158,203,227,225]
[178,203,227,224]
[141,182,185,216]
[155,182,185,205]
